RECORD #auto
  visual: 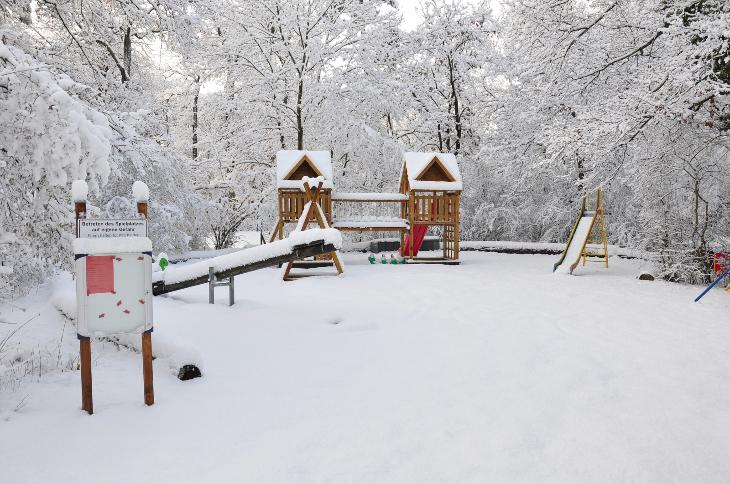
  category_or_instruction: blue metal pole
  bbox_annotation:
[694,266,730,302]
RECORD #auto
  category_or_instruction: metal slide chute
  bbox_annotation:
[553,196,587,272]
[553,190,609,274]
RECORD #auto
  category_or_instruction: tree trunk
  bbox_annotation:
[123,26,132,82]
[576,155,585,194]
[296,76,304,150]
[276,93,286,149]
[192,77,200,161]
[448,56,462,154]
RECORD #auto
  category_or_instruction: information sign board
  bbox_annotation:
[78,219,147,239]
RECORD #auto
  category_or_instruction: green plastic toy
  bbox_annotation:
[368,254,376,264]
[157,252,169,271]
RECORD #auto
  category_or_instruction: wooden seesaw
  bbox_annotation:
[152,227,341,302]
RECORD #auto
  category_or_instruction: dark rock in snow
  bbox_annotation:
[638,273,655,281]
[178,364,202,381]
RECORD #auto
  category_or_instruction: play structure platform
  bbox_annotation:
[152,228,341,295]
[554,190,609,274]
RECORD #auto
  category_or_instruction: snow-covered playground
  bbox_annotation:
[2,251,729,483]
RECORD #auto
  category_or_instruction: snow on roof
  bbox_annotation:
[276,150,333,189]
[401,152,462,191]
[74,237,152,255]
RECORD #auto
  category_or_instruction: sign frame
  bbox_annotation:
[78,218,148,239]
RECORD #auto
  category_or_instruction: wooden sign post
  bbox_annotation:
[72,180,155,414]
[73,188,93,414]
[137,198,154,407]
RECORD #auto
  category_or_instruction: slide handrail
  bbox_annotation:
[694,266,730,302]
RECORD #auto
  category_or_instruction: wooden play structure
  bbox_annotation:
[399,152,462,263]
[553,189,609,274]
[280,178,344,281]
[272,151,334,239]
[271,150,462,267]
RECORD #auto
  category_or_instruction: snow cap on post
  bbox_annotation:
[132,181,150,203]
[71,180,89,203]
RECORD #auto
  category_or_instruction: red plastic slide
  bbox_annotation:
[402,202,435,257]
[401,224,429,257]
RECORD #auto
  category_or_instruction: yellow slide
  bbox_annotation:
[553,191,608,274]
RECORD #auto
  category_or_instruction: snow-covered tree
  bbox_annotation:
[0,40,112,297]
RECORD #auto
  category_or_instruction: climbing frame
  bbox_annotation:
[580,189,609,268]
[399,153,462,262]
[282,178,344,281]
[272,150,334,242]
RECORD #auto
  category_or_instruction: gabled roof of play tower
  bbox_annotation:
[400,152,462,191]
[276,150,333,189]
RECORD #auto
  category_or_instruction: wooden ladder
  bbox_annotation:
[581,189,609,268]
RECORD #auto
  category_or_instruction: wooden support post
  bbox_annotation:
[142,330,154,406]
[74,202,86,236]
[269,219,283,243]
[75,197,94,414]
[400,197,406,255]
[442,225,448,259]
[137,192,154,406]
[408,192,416,259]
[137,202,148,218]
[79,336,93,414]
[454,193,460,260]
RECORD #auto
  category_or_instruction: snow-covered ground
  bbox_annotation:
[2,252,730,483]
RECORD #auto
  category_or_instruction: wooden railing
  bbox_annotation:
[410,192,459,225]
[278,189,332,224]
